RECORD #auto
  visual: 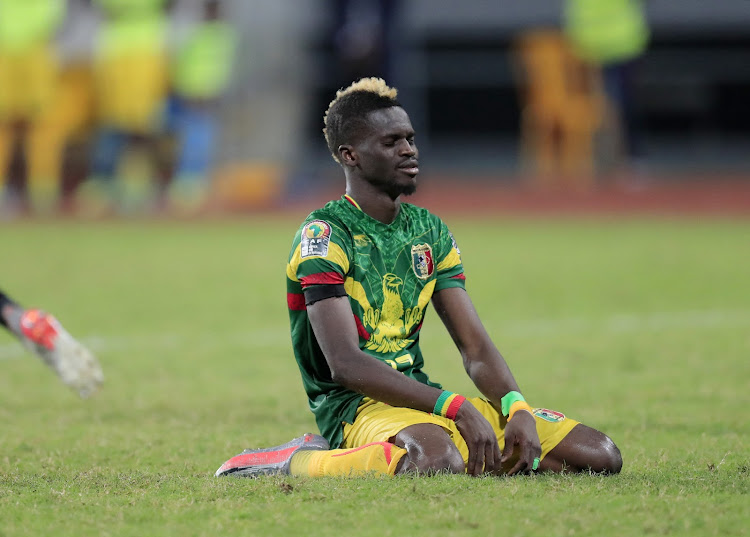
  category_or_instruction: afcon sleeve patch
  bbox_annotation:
[533,408,566,423]
[301,220,332,258]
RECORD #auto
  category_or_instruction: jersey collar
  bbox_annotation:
[343,194,361,211]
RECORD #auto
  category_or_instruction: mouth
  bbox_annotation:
[398,161,420,175]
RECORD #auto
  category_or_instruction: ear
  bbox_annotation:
[338,145,358,168]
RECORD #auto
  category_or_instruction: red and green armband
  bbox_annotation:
[500,390,533,421]
[433,391,467,420]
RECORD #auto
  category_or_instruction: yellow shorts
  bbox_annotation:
[0,45,58,121]
[94,53,167,132]
[342,397,579,463]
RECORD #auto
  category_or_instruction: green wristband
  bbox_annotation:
[500,391,525,417]
[433,391,453,415]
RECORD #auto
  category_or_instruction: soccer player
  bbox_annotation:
[216,78,622,478]
[0,289,103,398]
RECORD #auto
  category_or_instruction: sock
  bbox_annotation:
[289,442,407,478]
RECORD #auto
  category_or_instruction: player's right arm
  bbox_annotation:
[306,295,440,409]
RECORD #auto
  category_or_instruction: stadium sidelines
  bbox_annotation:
[1,308,747,361]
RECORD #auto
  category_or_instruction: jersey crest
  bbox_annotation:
[411,244,434,280]
[301,220,332,258]
[361,273,423,354]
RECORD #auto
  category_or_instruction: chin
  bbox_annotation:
[399,176,418,197]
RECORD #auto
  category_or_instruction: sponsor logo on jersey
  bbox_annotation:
[533,408,566,422]
[411,244,434,279]
[301,220,332,258]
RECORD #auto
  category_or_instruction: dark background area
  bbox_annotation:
[297,1,750,176]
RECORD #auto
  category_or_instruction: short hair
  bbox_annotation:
[323,77,401,164]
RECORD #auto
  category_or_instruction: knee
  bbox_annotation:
[394,426,465,475]
[546,425,623,474]
[422,441,464,474]
[590,434,623,474]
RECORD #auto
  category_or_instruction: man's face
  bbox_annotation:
[351,106,419,198]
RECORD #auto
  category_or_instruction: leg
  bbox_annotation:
[166,100,215,214]
[75,127,126,215]
[0,289,103,398]
[541,423,622,474]
[89,127,125,182]
[216,433,405,478]
[0,289,21,329]
[392,423,465,475]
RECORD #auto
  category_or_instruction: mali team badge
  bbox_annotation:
[301,220,332,258]
[533,408,566,423]
[411,243,434,279]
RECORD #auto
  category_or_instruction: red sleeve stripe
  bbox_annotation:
[450,273,466,280]
[300,272,345,288]
[287,292,306,311]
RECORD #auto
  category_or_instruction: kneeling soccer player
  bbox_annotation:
[216,78,622,478]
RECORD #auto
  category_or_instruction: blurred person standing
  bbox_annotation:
[166,0,236,215]
[0,0,66,216]
[76,0,172,215]
[563,0,650,171]
[330,0,399,86]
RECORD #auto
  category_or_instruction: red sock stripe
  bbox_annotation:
[330,442,393,465]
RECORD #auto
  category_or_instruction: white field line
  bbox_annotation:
[0,309,748,361]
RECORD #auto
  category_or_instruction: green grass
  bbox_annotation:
[1,214,748,536]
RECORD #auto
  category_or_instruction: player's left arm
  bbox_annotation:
[431,287,542,475]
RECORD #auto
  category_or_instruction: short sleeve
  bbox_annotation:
[433,219,466,292]
[287,217,352,290]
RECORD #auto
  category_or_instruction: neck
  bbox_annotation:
[345,182,401,224]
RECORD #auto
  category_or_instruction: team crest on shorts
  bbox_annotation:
[301,220,332,258]
[533,408,566,422]
[411,244,434,279]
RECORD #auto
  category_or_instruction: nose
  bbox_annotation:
[398,139,417,156]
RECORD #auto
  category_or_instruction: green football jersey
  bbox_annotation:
[286,195,466,448]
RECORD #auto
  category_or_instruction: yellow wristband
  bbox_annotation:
[508,400,533,421]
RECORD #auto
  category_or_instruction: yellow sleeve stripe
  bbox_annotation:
[437,248,462,272]
[286,243,302,282]
[286,241,350,282]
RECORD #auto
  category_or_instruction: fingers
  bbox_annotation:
[466,440,479,476]
[467,441,498,476]
[506,454,533,476]
[484,442,498,474]
[500,440,541,476]
[500,433,514,464]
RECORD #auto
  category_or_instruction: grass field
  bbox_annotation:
[1,213,748,536]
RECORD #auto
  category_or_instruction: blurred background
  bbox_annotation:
[1,0,749,218]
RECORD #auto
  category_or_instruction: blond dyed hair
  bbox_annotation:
[322,77,401,164]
